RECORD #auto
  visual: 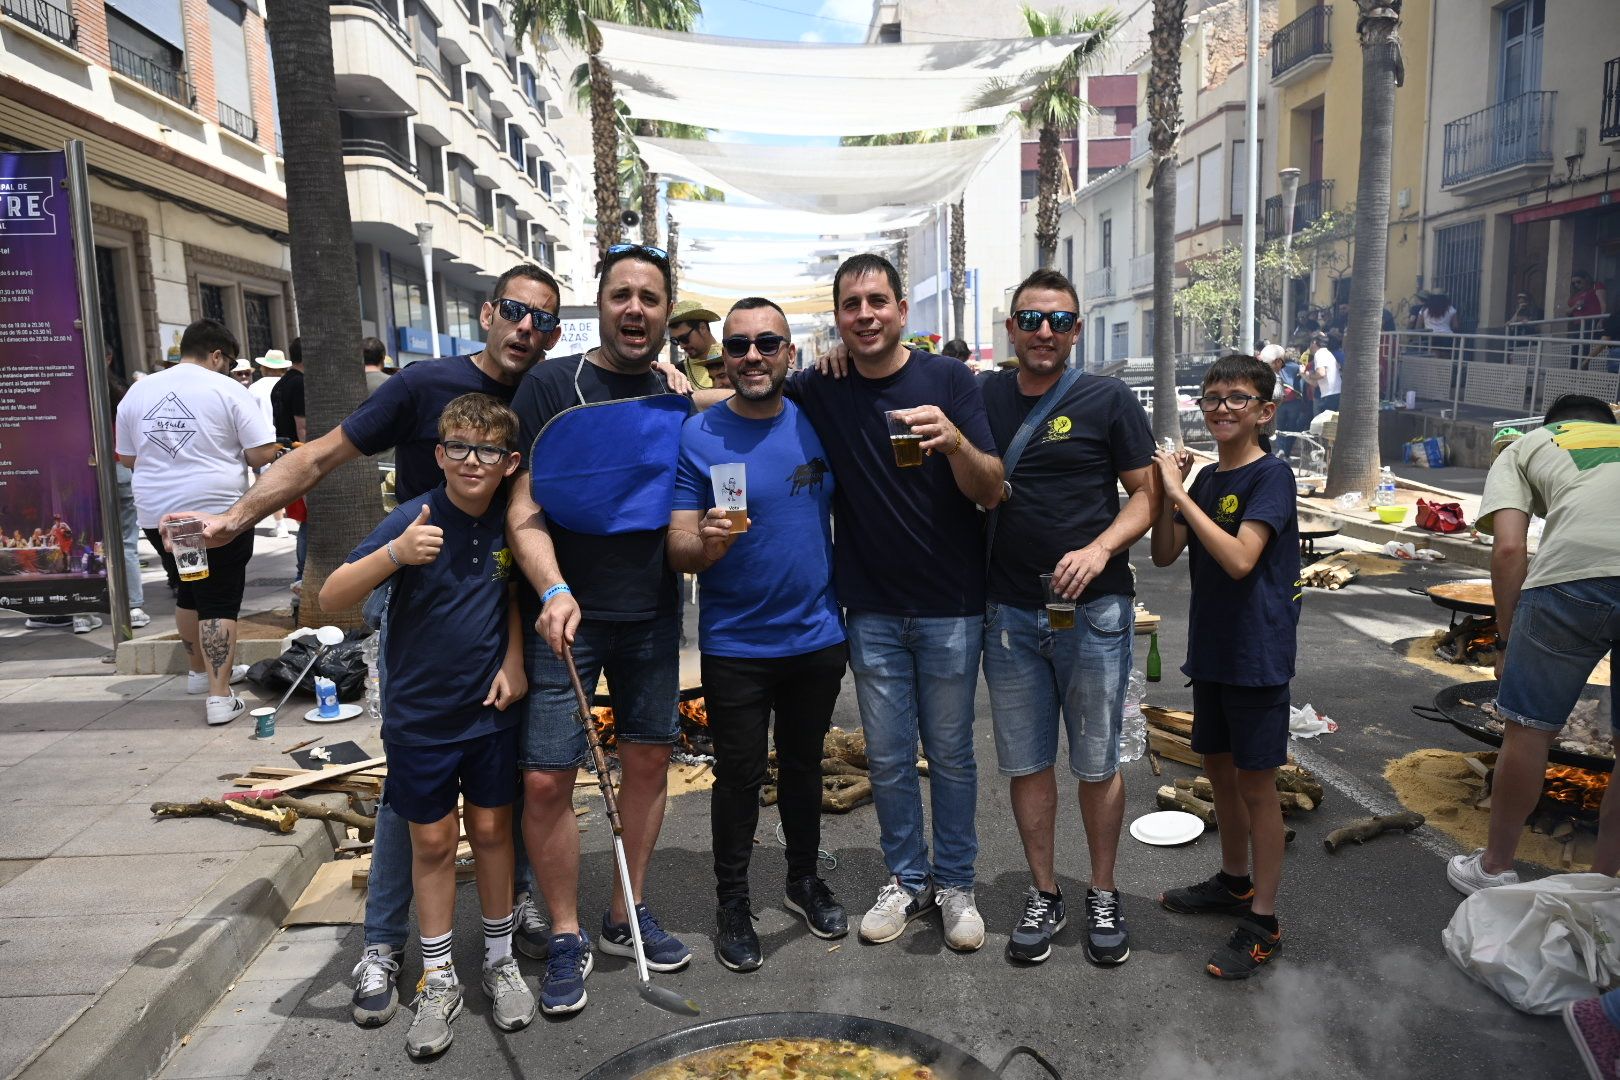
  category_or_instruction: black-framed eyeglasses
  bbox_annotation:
[1197,393,1261,413]
[439,439,511,465]
[1012,309,1079,334]
[605,243,669,262]
[722,333,787,358]
[495,298,561,333]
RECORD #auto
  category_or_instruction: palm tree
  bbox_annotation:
[1326,2,1404,497]
[510,0,700,262]
[1147,0,1188,445]
[263,0,378,627]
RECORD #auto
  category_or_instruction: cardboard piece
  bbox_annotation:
[283,860,368,926]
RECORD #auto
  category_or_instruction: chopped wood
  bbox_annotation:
[822,729,868,769]
[1301,556,1360,590]
[1147,727,1203,768]
[1275,764,1325,803]
[1155,784,1215,827]
[241,796,375,832]
[151,798,297,833]
[1142,705,1194,737]
[820,758,866,777]
[1323,811,1425,853]
[822,775,872,813]
[1174,776,1317,813]
[1148,749,1163,777]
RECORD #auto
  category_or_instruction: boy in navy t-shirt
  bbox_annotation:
[320,394,532,1057]
[1149,354,1300,981]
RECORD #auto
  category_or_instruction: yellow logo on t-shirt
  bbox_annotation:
[1549,421,1620,470]
[1215,493,1240,525]
[492,547,514,582]
[1040,415,1073,443]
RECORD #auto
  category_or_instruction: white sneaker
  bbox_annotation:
[272,520,289,538]
[188,665,249,694]
[1447,850,1520,896]
[936,886,985,952]
[128,608,151,629]
[72,614,103,634]
[858,878,934,944]
[24,616,72,630]
[206,695,246,726]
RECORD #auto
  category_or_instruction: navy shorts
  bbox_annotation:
[383,726,520,824]
[1189,680,1290,771]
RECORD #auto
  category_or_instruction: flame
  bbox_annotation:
[679,699,708,727]
[1544,765,1609,813]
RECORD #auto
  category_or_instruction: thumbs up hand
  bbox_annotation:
[393,504,444,565]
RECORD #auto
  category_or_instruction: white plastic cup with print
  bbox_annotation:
[1041,573,1076,629]
[313,676,341,718]
[1405,390,1417,410]
[162,517,209,582]
[709,463,749,534]
[886,410,924,468]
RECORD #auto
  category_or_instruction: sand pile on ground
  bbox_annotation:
[1397,632,1610,685]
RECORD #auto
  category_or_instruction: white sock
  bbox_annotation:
[483,910,514,967]
[420,930,455,987]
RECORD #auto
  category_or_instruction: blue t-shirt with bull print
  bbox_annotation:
[673,398,845,659]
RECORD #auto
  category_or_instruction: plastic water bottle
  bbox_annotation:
[361,634,382,720]
[1374,466,1397,508]
[1120,668,1147,763]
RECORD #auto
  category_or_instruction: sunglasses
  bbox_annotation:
[1197,393,1261,413]
[670,326,698,346]
[722,333,788,359]
[495,298,561,332]
[439,439,511,466]
[1012,309,1079,334]
[605,243,669,262]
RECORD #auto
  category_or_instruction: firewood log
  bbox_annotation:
[822,775,872,813]
[1275,765,1325,803]
[151,798,297,833]
[822,729,868,769]
[1147,728,1203,768]
[759,784,777,806]
[1155,785,1215,827]
[1322,811,1425,853]
[1177,776,1316,813]
[245,796,376,832]
[820,758,866,777]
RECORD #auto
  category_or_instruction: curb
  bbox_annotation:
[11,802,346,1080]
[116,636,287,676]
[1329,518,1494,572]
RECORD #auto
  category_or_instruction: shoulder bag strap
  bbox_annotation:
[984,366,1083,568]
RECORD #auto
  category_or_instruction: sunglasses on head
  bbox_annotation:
[1012,309,1079,334]
[495,298,560,333]
[605,243,669,262]
[722,333,787,358]
[439,439,511,465]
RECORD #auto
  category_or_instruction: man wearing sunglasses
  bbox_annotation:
[980,268,1156,968]
[669,299,721,389]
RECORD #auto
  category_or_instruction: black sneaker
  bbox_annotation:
[1083,888,1130,966]
[784,876,848,940]
[715,898,762,972]
[1206,918,1282,979]
[1159,873,1254,916]
[1006,887,1065,964]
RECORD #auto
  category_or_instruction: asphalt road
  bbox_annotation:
[173,540,1582,1080]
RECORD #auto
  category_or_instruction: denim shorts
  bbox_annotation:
[519,613,681,771]
[982,595,1133,781]
[1496,577,1620,734]
[384,726,519,824]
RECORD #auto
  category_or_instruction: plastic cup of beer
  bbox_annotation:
[163,518,209,582]
[1041,573,1075,629]
[886,410,923,468]
[709,463,749,534]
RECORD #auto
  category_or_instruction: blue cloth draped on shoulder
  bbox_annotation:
[528,395,691,534]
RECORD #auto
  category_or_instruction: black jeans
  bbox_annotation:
[702,641,849,903]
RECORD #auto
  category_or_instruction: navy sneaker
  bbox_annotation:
[539,931,592,1015]
[600,903,692,972]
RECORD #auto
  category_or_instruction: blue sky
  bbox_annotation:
[696,0,870,44]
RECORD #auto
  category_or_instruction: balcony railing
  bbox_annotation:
[1271,4,1330,80]
[1263,177,1333,240]
[218,101,256,141]
[1,0,76,47]
[1129,121,1149,160]
[1129,252,1154,291]
[1603,57,1620,142]
[109,41,194,107]
[332,0,410,46]
[1442,91,1556,188]
[1083,265,1115,301]
[341,137,417,176]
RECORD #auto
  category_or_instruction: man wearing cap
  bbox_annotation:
[699,346,731,390]
[669,300,721,389]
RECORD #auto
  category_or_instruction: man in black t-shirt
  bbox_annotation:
[270,338,306,445]
[980,269,1155,968]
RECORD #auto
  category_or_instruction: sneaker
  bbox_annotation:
[1083,888,1130,966]
[24,616,72,629]
[1447,850,1520,896]
[858,878,934,944]
[1006,887,1066,964]
[600,903,691,972]
[350,944,400,1027]
[1206,918,1282,980]
[72,614,103,634]
[1566,996,1620,1080]
[480,954,536,1032]
[1159,873,1255,916]
[187,665,249,694]
[513,890,551,960]
[206,695,246,726]
[128,608,151,629]
[785,875,848,940]
[936,886,985,952]
[273,520,289,538]
[715,898,762,973]
[405,977,463,1058]
[539,931,593,1015]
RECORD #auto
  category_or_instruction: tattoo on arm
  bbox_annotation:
[199,620,231,676]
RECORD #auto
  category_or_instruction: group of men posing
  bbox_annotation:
[179,246,1251,1058]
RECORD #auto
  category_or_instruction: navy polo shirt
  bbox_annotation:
[341,354,516,502]
[347,485,518,746]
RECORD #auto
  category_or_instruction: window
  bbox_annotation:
[1063,237,1074,282]
[415,136,442,194]
[1174,160,1195,233]
[389,262,431,334]
[521,66,539,106]
[539,161,553,198]
[1231,139,1263,219]
[1433,221,1484,332]
[878,22,900,43]
[1111,321,1130,360]
[1143,308,1156,350]
[106,8,190,105]
[199,282,228,323]
[1100,216,1113,268]
[1498,0,1544,102]
[1197,146,1224,227]
[508,126,525,166]
[443,286,481,340]
[244,292,274,363]
[1021,170,1039,201]
[208,0,253,135]
[95,247,130,380]
[448,155,479,217]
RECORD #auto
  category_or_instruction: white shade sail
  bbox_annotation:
[669,198,932,236]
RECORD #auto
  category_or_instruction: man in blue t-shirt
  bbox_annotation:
[668,297,848,974]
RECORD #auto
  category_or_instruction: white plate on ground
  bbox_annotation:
[1130,810,1205,846]
[304,703,363,723]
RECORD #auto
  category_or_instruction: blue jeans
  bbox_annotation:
[115,463,143,608]
[1496,577,1620,734]
[982,596,1132,782]
[846,611,982,893]
[295,521,308,581]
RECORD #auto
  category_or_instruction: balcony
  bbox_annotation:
[1263,177,1333,240]
[1129,252,1154,293]
[1083,265,1115,302]
[331,0,410,48]
[1442,91,1556,192]
[1129,121,1149,161]
[109,41,194,108]
[218,101,256,142]
[342,137,416,176]
[1270,4,1331,85]
[1,0,76,47]
[1603,57,1620,144]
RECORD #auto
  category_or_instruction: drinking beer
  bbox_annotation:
[1041,573,1075,629]
[709,463,749,535]
[164,518,210,582]
[885,410,924,468]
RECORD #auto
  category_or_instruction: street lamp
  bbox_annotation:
[1238,0,1261,355]
[415,222,441,359]
[1278,168,1301,348]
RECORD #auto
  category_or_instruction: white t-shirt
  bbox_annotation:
[1421,306,1457,333]
[115,363,276,527]
[1312,347,1342,397]
[248,374,279,429]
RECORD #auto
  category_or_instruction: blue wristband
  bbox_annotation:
[541,583,571,605]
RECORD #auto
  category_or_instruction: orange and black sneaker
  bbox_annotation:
[1159,873,1254,916]
[1206,918,1282,980]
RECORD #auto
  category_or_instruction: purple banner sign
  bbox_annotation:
[0,150,109,617]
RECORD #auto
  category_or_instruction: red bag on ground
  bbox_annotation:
[1415,498,1466,533]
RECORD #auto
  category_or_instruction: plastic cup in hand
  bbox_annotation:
[1041,573,1076,629]
[885,410,924,468]
[314,676,340,718]
[709,463,749,534]
[162,518,209,581]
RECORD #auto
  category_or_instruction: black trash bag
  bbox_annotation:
[246,628,372,702]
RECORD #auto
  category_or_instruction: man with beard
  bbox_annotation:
[668,297,847,973]
[506,244,693,1016]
